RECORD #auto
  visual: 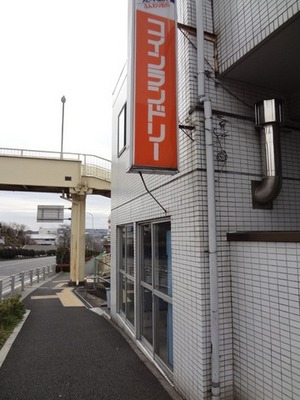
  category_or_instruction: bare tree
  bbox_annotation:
[0,222,28,247]
[56,224,71,268]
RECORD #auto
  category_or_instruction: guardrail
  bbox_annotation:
[84,275,111,309]
[0,264,56,301]
[0,147,111,182]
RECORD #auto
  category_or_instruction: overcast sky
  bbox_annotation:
[0,0,128,231]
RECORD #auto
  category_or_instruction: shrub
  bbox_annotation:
[47,249,56,256]
[56,245,70,265]
[0,247,18,259]
[0,296,26,349]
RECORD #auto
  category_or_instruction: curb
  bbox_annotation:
[0,272,58,368]
[73,287,111,320]
[20,272,59,300]
[0,310,31,368]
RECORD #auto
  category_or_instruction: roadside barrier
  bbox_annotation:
[0,264,56,301]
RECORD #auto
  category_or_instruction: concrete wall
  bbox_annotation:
[0,156,81,189]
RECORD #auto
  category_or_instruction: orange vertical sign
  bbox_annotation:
[131,0,178,174]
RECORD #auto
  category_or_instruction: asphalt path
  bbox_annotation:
[0,276,177,400]
[0,256,56,279]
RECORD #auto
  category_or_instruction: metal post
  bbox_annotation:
[61,96,66,157]
[70,194,86,284]
[11,275,15,296]
[87,212,94,251]
[87,212,94,230]
[43,267,46,281]
[21,272,25,291]
[30,269,33,285]
[83,154,87,175]
[36,269,40,284]
[0,280,3,301]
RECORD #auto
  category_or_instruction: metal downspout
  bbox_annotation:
[196,1,220,399]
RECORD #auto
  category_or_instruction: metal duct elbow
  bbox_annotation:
[253,99,283,207]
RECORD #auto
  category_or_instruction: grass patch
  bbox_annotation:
[0,296,26,350]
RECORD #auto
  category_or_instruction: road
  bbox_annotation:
[0,256,56,279]
[0,256,95,279]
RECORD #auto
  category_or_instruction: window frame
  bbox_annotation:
[117,102,127,157]
[117,224,135,328]
[138,219,173,372]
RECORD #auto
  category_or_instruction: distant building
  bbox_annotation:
[85,229,108,237]
[26,227,59,246]
[39,227,58,235]
[108,214,111,235]
[29,233,57,246]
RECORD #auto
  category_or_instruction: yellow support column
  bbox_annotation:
[69,194,86,284]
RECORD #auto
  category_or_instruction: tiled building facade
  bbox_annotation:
[110,1,300,399]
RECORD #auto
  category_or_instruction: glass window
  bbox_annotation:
[156,298,173,368]
[142,287,153,345]
[153,222,171,295]
[120,275,126,314]
[126,225,134,276]
[141,224,152,284]
[139,220,173,372]
[117,224,135,328]
[126,279,135,326]
[120,227,125,271]
[118,103,126,156]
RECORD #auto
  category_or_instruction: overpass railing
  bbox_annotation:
[0,148,111,182]
[0,264,56,301]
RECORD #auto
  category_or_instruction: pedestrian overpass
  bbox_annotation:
[0,147,111,284]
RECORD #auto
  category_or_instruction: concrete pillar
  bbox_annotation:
[70,194,86,284]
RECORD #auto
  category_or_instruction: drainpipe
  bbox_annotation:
[196,1,220,399]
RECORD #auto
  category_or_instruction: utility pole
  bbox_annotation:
[87,212,94,251]
[60,96,66,157]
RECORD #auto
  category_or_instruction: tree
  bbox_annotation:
[0,222,27,247]
[56,225,71,271]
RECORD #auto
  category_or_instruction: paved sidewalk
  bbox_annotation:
[0,274,180,400]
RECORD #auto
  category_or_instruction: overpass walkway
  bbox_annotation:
[0,147,111,197]
[0,147,111,283]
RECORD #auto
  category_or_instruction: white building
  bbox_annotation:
[110,1,300,399]
[39,227,58,236]
[29,233,57,245]
[28,227,58,245]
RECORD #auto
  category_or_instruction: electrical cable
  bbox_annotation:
[139,172,167,214]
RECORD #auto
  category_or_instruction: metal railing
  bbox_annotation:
[85,254,111,307]
[0,147,111,182]
[85,274,110,289]
[0,264,55,301]
[84,275,111,309]
[94,252,111,276]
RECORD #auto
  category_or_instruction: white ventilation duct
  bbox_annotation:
[253,99,283,205]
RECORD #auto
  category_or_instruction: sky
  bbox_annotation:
[0,0,128,231]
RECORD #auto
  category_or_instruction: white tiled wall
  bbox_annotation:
[110,1,300,399]
[213,0,300,73]
[230,242,300,400]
